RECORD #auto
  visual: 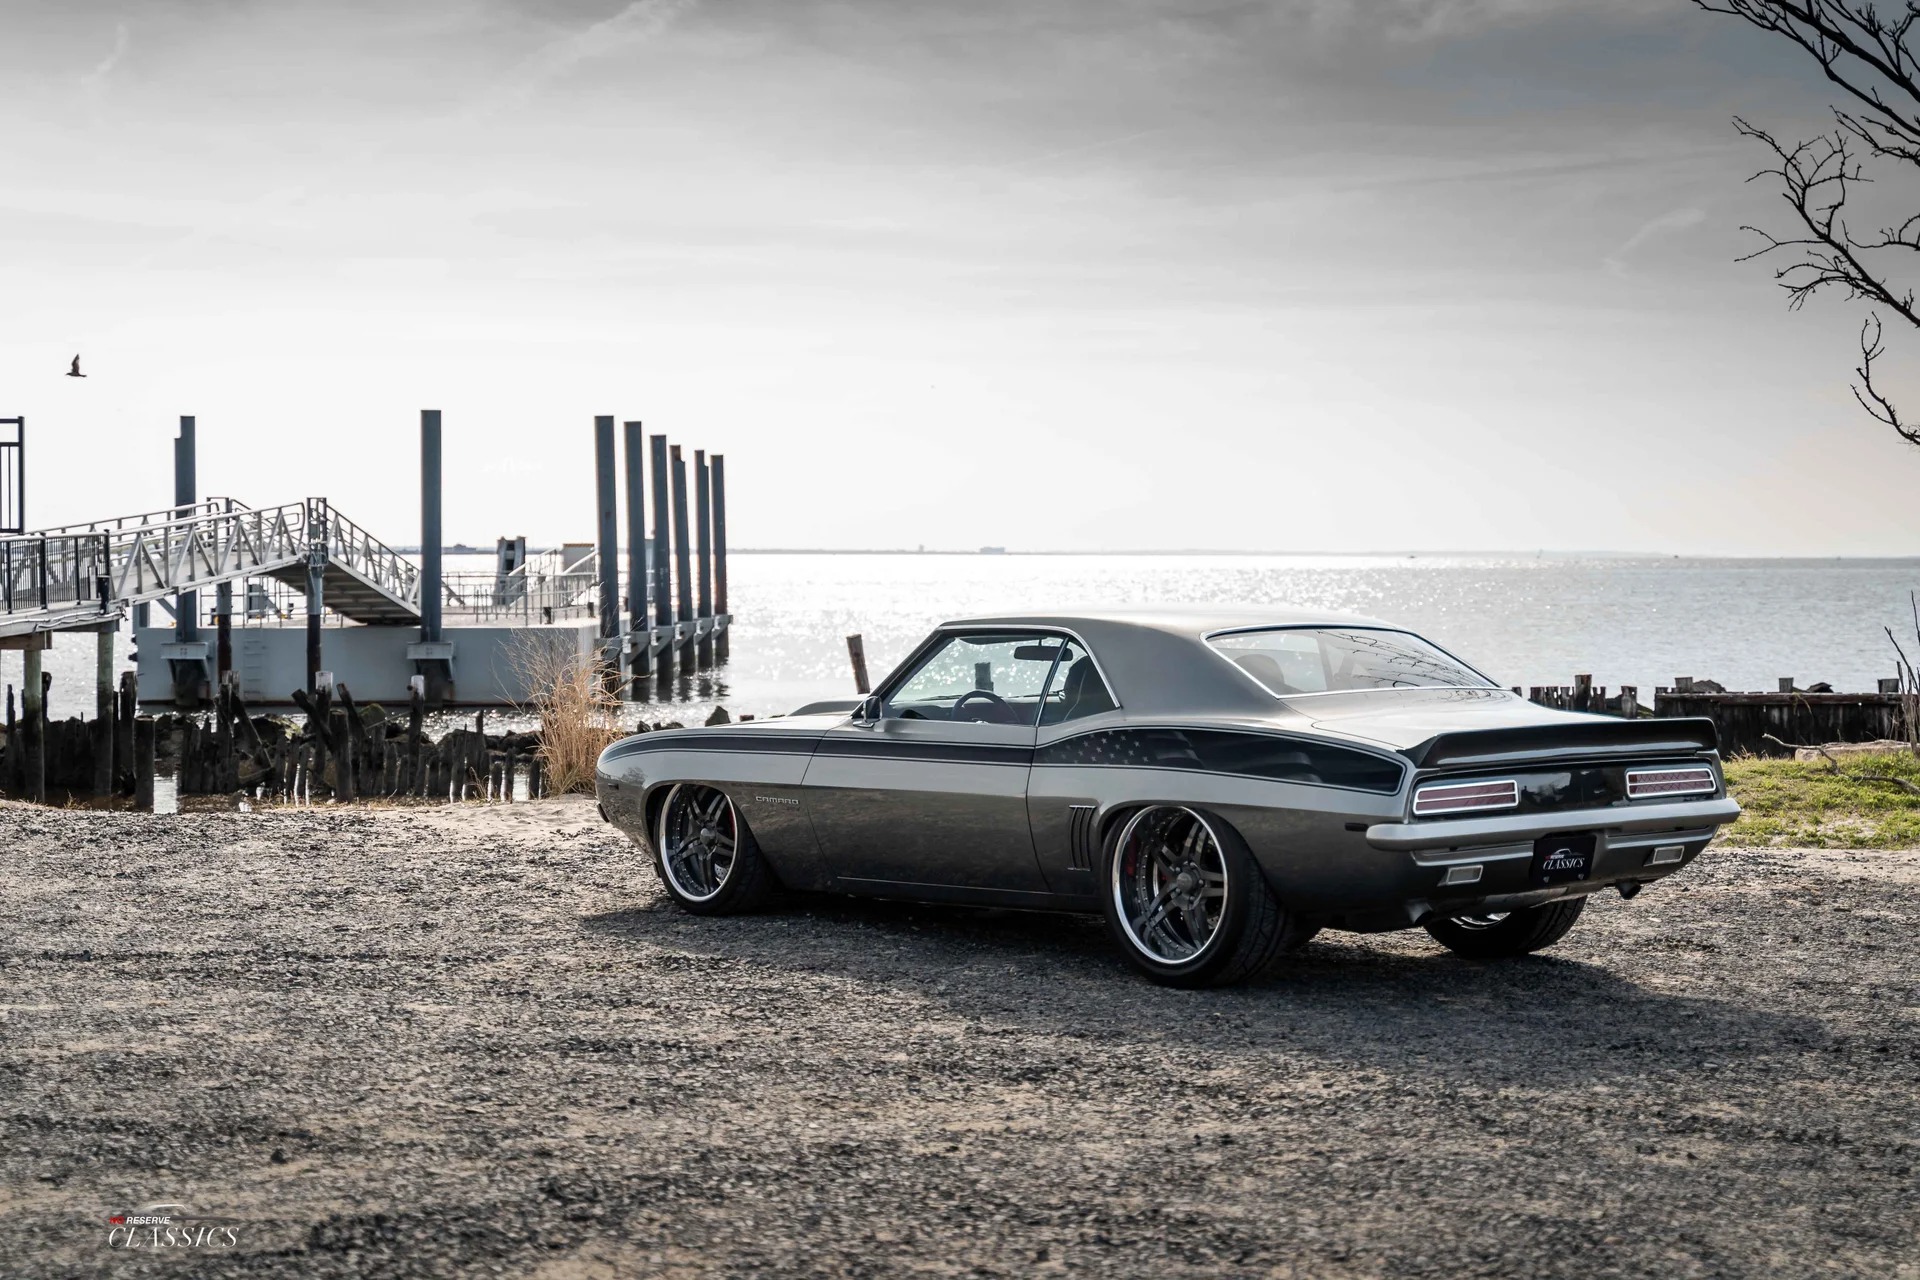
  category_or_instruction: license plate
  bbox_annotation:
[1531,832,1596,885]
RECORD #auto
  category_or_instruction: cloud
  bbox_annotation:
[1603,206,1707,276]
[496,0,702,107]
[80,22,130,95]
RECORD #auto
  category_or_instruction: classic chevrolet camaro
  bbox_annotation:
[595,609,1740,986]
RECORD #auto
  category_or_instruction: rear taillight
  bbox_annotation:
[1413,778,1519,817]
[1626,766,1717,799]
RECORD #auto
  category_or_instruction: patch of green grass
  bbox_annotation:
[1724,749,1920,849]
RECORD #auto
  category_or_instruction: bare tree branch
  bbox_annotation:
[1694,1,1920,451]
[1853,315,1920,445]
[1761,732,1920,792]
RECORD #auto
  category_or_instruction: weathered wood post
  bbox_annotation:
[215,581,233,685]
[329,707,354,802]
[711,453,728,661]
[527,753,543,801]
[1779,677,1796,693]
[116,672,136,794]
[695,449,713,668]
[3,684,17,795]
[649,434,674,688]
[134,715,156,811]
[623,420,650,693]
[21,640,45,803]
[92,626,115,795]
[406,677,425,795]
[1572,674,1592,714]
[847,634,871,695]
[215,680,236,792]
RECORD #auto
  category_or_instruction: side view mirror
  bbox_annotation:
[853,694,884,724]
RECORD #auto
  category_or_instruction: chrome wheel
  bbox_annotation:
[657,784,739,903]
[1449,912,1511,930]
[1111,807,1229,964]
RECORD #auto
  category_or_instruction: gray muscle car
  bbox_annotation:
[595,609,1739,986]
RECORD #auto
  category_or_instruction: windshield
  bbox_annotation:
[1208,627,1494,696]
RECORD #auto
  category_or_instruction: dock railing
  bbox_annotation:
[2,497,423,635]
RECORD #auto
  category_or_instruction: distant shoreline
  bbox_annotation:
[402,547,1918,561]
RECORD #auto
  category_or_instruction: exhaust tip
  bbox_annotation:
[1617,880,1642,900]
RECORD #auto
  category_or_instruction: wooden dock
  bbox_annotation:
[1521,674,1914,757]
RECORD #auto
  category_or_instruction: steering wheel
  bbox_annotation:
[951,689,1013,723]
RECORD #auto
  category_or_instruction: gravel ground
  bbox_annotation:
[2,798,1917,1279]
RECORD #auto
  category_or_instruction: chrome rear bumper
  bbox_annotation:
[1363,797,1740,852]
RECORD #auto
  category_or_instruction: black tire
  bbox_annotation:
[651,784,779,915]
[1423,897,1587,959]
[1099,805,1309,988]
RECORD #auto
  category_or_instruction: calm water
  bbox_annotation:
[6,553,1917,726]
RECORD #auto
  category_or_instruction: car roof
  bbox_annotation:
[925,607,1413,717]
[939,605,1397,636]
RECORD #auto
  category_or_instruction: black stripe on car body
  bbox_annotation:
[1034,727,1406,795]
[600,733,821,765]
[604,724,1409,793]
[810,737,1032,766]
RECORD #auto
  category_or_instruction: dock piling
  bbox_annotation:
[671,446,693,646]
[711,454,728,660]
[305,544,324,695]
[847,634,870,695]
[92,627,114,796]
[695,450,713,667]
[21,642,44,802]
[593,416,620,672]
[171,416,202,707]
[133,715,155,811]
[216,581,232,683]
[417,410,450,708]
[649,434,673,686]
[623,421,650,693]
[116,672,135,793]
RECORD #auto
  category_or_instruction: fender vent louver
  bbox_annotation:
[1067,804,1097,871]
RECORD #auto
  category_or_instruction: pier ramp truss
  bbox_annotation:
[0,498,419,639]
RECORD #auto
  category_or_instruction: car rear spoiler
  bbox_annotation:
[1403,716,1720,769]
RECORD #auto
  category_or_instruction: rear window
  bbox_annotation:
[1209,627,1493,696]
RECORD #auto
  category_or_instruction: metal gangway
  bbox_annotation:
[0,497,421,640]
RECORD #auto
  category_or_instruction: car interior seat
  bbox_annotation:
[1049,656,1116,723]
[1234,652,1298,695]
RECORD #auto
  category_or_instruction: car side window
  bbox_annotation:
[884,632,1069,727]
[1039,639,1118,726]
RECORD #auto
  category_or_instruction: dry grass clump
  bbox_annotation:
[513,636,623,795]
[1725,750,1920,849]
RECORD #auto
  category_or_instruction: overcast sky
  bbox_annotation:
[1,0,1914,553]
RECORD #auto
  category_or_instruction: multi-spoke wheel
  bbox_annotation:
[652,784,777,914]
[1099,805,1308,987]
[1424,898,1586,958]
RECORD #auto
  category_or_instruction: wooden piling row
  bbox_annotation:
[0,669,556,807]
[2,665,155,804]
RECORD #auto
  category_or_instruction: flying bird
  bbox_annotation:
[66,355,85,378]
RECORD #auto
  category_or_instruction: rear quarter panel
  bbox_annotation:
[1028,765,1409,908]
